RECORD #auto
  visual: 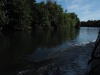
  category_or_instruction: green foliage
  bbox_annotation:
[46,2,64,29]
[31,1,51,29]
[5,0,32,30]
[0,0,8,29]
[0,0,80,30]
[66,13,80,28]
[15,0,32,30]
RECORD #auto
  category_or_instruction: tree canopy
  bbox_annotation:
[81,20,100,27]
[0,0,80,31]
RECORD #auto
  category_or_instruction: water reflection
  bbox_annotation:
[27,28,79,62]
[75,27,100,43]
[0,27,99,75]
[0,28,78,70]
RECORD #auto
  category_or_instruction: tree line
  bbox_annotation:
[80,20,100,27]
[0,0,80,31]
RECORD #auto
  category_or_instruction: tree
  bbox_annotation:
[80,20,100,27]
[13,0,32,30]
[3,0,32,30]
[0,0,80,30]
[0,0,8,30]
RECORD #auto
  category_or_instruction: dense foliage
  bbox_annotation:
[81,20,100,27]
[0,0,80,30]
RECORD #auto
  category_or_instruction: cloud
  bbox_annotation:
[67,4,79,9]
[67,0,91,10]
[36,0,100,21]
[81,10,100,21]
[63,0,100,21]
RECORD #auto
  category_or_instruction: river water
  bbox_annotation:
[0,27,99,75]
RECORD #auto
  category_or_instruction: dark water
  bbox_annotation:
[0,27,99,75]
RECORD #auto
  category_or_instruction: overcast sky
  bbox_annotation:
[36,0,100,21]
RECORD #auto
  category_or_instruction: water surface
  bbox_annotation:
[0,27,99,75]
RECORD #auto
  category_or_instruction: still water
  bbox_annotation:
[0,27,99,75]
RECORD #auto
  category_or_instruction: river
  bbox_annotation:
[0,27,99,75]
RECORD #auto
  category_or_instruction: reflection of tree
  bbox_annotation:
[0,31,36,73]
[0,32,9,51]
[31,28,79,48]
[0,28,79,52]
[0,29,79,73]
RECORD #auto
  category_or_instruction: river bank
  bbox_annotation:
[16,42,95,75]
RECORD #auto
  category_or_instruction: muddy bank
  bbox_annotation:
[16,42,95,75]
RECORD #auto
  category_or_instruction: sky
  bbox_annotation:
[36,0,100,21]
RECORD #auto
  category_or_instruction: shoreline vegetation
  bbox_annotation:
[0,0,80,31]
[80,20,100,27]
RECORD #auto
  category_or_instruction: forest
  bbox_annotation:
[0,0,80,31]
[80,20,100,27]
